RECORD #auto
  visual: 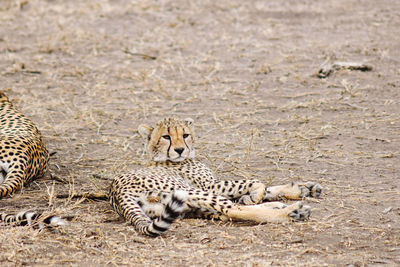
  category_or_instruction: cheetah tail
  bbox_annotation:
[146,190,188,236]
[0,211,68,229]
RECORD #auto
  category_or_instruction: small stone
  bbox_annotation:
[382,207,393,214]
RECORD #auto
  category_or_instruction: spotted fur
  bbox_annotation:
[110,118,322,236]
[0,91,65,228]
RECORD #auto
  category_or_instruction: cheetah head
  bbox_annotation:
[138,118,195,162]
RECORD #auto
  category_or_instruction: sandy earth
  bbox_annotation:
[0,0,399,266]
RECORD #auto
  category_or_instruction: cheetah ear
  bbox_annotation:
[184,118,194,126]
[0,91,9,101]
[138,124,153,140]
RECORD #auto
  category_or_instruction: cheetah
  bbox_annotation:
[0,91,66,228]
[110,117,322,236]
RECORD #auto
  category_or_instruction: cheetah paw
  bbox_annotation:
[288,202,311,221]
[299,182,322,198]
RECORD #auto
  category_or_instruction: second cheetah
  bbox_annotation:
[0,91,66,228]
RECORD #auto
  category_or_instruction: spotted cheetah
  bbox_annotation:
[110,118,322,236]
[0,91,66,228]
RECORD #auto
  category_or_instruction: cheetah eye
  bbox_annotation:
[183,134,190,139]
[162,135,171,140]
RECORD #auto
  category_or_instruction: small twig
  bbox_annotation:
[88,110,104,135]
[56,191,109,200]
[315,60,373,78]
[22,70,42,74]
[123,49,157,60]
[92,174,110,180]
[46,181,56,206]
[49,173,69,184]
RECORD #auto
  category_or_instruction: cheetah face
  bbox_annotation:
[138,118,195,162]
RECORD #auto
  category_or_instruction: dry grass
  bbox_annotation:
[1,0,399,266]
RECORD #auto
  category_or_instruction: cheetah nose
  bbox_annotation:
[174,147,184,155]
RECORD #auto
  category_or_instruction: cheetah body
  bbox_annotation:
[110,118,322,236]
[0,91,64,227]
[0,91,49,196]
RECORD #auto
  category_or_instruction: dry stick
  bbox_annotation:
[46,181,56,207]
[91,174,110,180]
[56,192,108,200]
[315,61,373,78]
[123,49,157,60]
[50,174,69,184]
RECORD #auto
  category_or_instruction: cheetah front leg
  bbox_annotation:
[231,201,311,222]
[263,181,322,201]
[186,189,311,223]
[184,207,230,221]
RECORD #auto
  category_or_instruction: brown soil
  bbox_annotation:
[1,0,399,266]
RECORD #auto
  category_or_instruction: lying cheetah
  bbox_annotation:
[0,91,65,228]
[110,118,322,236]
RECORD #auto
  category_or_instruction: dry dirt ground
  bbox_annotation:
[0,0,399,266]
